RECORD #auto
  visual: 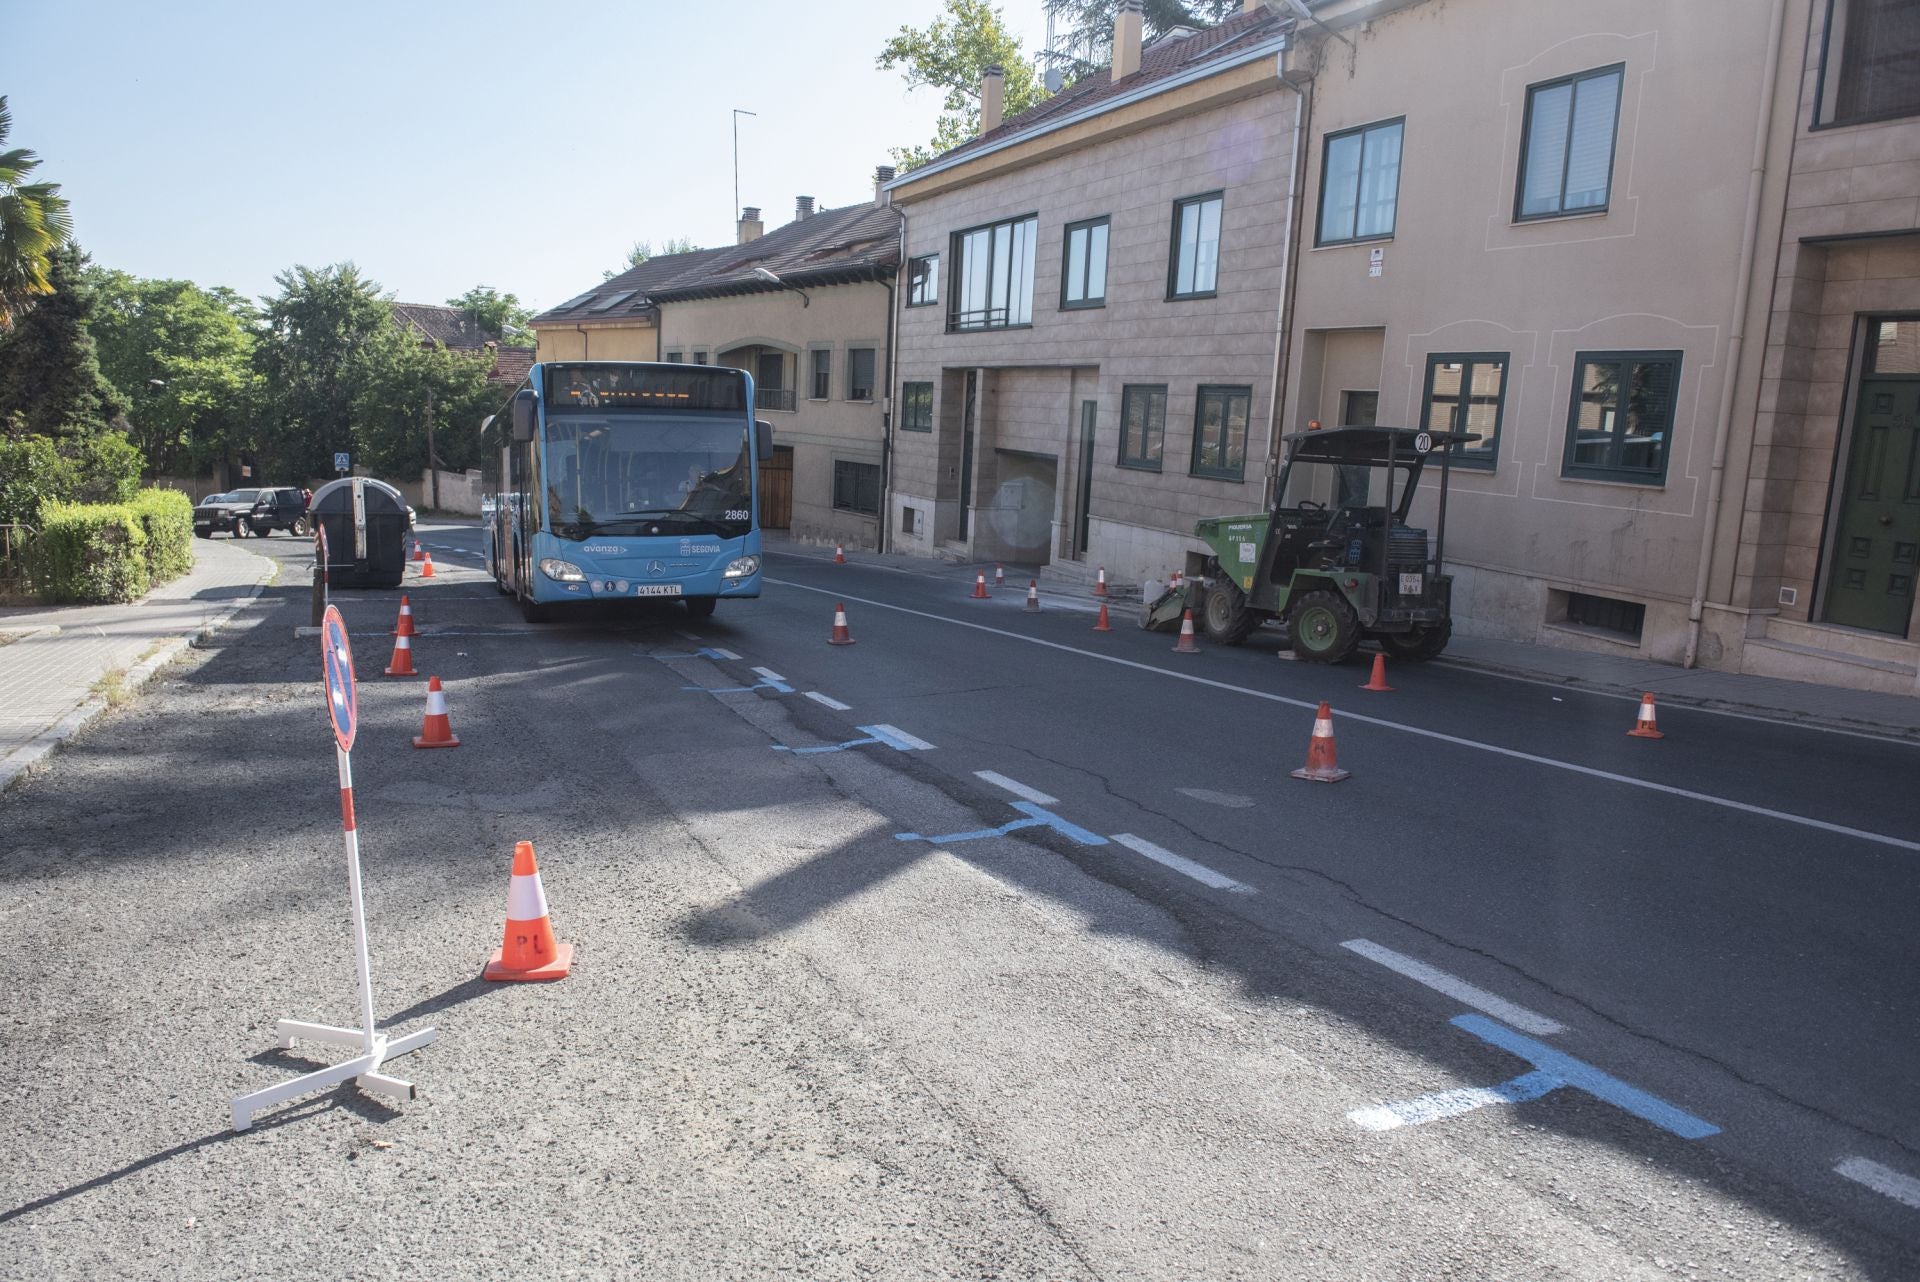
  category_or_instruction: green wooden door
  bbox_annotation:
[1823,377,1920,634]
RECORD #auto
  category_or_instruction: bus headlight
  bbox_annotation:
[538,557,587,582]
[723,555,760,579]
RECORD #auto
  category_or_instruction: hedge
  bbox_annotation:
[128,488,195,584]
[31,501,151,604]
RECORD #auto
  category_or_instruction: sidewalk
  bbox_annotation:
[767,536,1920,741]
[0,538,276,790]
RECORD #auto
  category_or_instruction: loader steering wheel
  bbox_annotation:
[1296,499,1326,512]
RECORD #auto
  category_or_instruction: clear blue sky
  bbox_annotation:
[3,0,1052,312]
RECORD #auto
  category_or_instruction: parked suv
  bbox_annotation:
[246,487,310,537]
[193,489,260,538]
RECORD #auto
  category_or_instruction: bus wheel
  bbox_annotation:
[684,597,717,619]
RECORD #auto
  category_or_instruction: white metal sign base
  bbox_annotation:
[231,1022,438,1131]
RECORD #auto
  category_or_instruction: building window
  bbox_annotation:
[810,349,831,400]
[1118,385,1167,471]
[1516,65,1623,220]
[1061,216,1110,309]
[1167,193,1223,299]
[847,348,876,401]
[900,381,933,432]
[1563,590,1646,640]
[1190,385,1252,480]
[949,215,1037,331]
[1420,354,1508,469]
[1819,0,1920,125]
[1317,119,1403,245]
[693,351,708,365]
[907,254,940,306]
[1561,351,1681,484]
[832,460,881,515]
[665,351,683,363]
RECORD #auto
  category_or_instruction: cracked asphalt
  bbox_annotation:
[1,525,1916,1279]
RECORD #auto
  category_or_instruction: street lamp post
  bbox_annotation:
[732,108,756,224]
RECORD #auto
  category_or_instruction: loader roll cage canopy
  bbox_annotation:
[1277,424,1469,552]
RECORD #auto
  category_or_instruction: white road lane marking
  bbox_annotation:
[1110,833,1253,893]
[1836,1157,1920,1209]
[676,630,703,641]
[974,770,1058,805]
[805,692,852,710]
[752,666,786,682]
[866,724,935,751]
[1341,938,1566,1035]
[766,579,1920,855]
[705,647,742,660]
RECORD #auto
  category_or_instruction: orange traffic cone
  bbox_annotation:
[482,841,573,982]
[1360,653,1393,692]
[1628,692,1664,739]
[420,551,435,578]
[833,543,846,564]
[1172,608,1201,654]
[412,675,461,748]
[995,564,1005,587]
[1026,579,1041,612]
[828,601,857,646]
[1291,701,1351,782]
[391,594,416,636]
[1095,565,1109,597]
[971,572,990,599]
[1171,570,1184,590]
[1093,601,1113,632]
[411,540,424,563]
[384,629,417,677]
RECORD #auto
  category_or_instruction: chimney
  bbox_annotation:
[795,195,815,221]
[1243,0,1263,11]
[737,206,764,244]
[980,64,1006,133]
[1113,0,1143,82]
[874,164,896,204]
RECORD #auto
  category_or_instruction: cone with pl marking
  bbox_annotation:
[411,539,425,563]
[383,629,417,677]
[995,564,1005,587]
[1093,600,1113,632]
[483,841,573,982]
[1360,652,1393,692]
[833,543,846,564]
[1095,565,1109,597]
[1291,700,1351,782]
[391,594,415,636]
[1172,608,1201,654]
[420,551,435,578]
[828,601,857,646]
[1026,579,1040,612]
[1628,692,1664,739]
[971,572,990,599]
[411,675,461,748]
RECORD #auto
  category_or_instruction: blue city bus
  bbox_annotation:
[484,361,770,621]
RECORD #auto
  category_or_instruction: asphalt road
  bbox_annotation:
[2,520,1916,1279]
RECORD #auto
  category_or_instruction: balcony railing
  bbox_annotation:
[754,387,797,412]
[947,305,1016,333]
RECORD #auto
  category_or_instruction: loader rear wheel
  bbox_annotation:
[1378,621,1451,663]
[1290,591,1358,664]
[1202,580,1259,646]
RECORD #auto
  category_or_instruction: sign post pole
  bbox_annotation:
[230,605,437,1130]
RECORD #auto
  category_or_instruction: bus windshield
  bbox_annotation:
[543,414,751,538]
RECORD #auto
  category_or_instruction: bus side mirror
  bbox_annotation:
[511,389,536,443]
[755,419,774,459]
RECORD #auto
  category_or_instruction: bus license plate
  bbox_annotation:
[1398,573,1424,595]
[636,584,683,598]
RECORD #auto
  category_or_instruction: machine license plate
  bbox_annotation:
[636,584,683,598]
[1398,573,1424,595]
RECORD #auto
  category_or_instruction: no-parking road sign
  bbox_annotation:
[321,604,356,751]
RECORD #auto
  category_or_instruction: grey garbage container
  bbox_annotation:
[310,477,409,589]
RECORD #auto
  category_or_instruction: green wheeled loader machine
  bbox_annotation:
[1142,425,1466,663]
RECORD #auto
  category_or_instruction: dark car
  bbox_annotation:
[193,489,260,538]
[245,486,310,537]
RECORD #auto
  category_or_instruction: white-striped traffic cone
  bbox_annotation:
[1172,608,1201,654]
[1094,565,1108,597]
[1026,580,1040,612]
[829,601,857,646]
[412,675,460,748]
[384,630,416,677]
[482,841,573,981]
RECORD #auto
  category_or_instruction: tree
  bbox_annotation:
[253,263,391,481]
[1040,1,1242,80]
[350,324,498,481]
[0,96,74,330]
[0,245,126,438]
[877,0,1049,171]
[445,285,533,346]
[89,269,259,476]
[603,237,703,280]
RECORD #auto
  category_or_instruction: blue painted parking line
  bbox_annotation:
[1348,1015,1720,1139]
[773,724,936,755]
[684,676,792,696]
[895,801,1109,847]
